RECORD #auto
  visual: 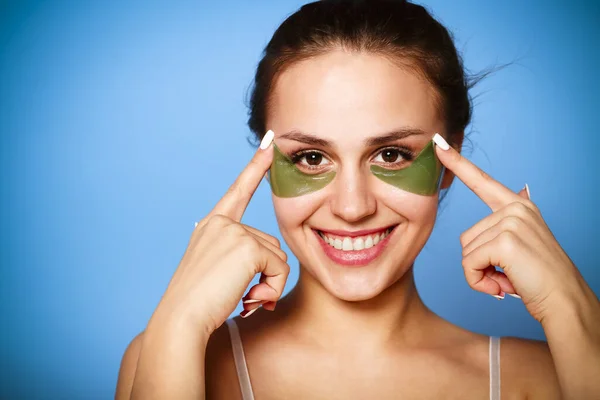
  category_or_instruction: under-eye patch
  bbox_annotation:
[268,140,443,198]
[370,141,443,196]
[268,143,336,198]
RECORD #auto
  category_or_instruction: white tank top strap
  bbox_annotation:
[226,318,255,400]
[489,336,501,400]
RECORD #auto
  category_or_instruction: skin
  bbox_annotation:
[116,50,600,399]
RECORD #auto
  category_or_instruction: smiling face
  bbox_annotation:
[267,49,446,301]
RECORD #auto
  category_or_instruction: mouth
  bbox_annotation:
[312,225,398,267]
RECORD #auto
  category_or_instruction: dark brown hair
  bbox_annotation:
[247,0,479,147]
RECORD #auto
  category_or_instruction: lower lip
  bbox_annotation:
[313,228,396,267]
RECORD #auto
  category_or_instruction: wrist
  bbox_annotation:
[147,302,212,349]
[541,275,600,335]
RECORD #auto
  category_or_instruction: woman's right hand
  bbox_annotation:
[150,131,289,337]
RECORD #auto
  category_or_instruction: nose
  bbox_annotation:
[329,167,377,223]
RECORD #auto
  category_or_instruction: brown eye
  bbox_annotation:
[373,147,412,166]
[291,150,331,169]
[381,149,399,163]
[304,152,323,166]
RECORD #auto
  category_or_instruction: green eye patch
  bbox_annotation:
[370,141,443,196]
[268,143,336,198]
[268,140,443,198]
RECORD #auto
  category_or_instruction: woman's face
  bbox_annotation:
[267,50,445,301]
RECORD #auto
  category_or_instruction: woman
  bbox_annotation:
[116,1,600,399]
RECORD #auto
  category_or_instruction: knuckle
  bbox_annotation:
[500,216,523,232]
[507,201,529,217]
[522,199,541,215]
[272,247,287,263]
[497,231,518,253]
[460,263,478,289]
[239,235,260,255]
[278,262,291,280]
[461,255,470,269]
[459,230,469,247]
[207,214,230,228]
[270,236,281,248]
[465,278,478,290]
[227,222,247,236]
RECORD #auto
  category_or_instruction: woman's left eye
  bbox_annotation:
[373,148,411,165]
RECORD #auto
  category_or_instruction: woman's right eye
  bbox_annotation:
[291,151,331,170]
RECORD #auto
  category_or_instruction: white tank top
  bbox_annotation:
[226,318,501,400]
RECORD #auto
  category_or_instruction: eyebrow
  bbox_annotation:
[364,128,427,146]
[278,127,427,147]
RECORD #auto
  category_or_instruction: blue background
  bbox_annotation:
[1,0,599,398]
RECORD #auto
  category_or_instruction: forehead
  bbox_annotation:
[268,50,442,142]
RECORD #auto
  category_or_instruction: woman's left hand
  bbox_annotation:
[433,136,584,323]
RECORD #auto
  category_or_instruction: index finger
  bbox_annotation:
[210,130,274,221]
[432,133,520,211]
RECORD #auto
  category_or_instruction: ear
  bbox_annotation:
[439,131,464,190]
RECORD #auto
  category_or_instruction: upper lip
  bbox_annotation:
[314,225,397,238]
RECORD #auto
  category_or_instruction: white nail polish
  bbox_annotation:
[525,183,531,200]
[241,307,259,318]
[508,293,521,299]
[260,130,274,150]
[194,221,198,228]
[492,292,505,300]
[243,299,262,304]
[432,133,450,150]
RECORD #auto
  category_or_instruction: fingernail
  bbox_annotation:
[492,291,505,300]
[243,299,262,304]
[508,293,521,299]
[432,133,450,150]
[240,307,259,318]
[525,183,531,200]
[260,130,274,150]
[194,221,198,228]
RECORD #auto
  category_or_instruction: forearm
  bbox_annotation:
[130,310,211,400]
[542,275,600,400]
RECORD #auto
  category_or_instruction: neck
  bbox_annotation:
[281,264,437,351]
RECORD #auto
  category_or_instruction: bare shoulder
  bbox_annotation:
[205,320,242,400]
[115,332,144,400]
[500,336,561,399]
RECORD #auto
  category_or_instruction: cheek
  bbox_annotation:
[374,182,439,223]
[272,193,323,230]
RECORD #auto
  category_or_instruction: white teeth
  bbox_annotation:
[342,237,353,251]
[353,237,364,250]
[334,238,342,249]
[373,234,380,245]
[319,227,394,252]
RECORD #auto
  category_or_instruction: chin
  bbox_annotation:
[325,278,389,302]
[303,242,411,302]
[320,256,413,302]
